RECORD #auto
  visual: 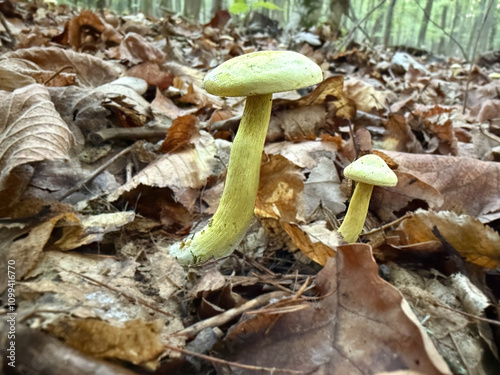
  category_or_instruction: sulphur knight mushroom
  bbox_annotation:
[169,51,323,264]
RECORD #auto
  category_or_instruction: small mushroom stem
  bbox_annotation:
[337,182,374,243]
[170,94,272,264]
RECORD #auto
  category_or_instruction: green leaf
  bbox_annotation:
[253,1,283,11]
[229,3,249,14]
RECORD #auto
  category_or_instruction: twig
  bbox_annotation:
[58,144,133,201]
[43,65,73,85]
[163,343,304,374]
[89,126,168,145]
[174,290,289,338]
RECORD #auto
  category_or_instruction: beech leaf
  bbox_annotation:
[0,84,74,192]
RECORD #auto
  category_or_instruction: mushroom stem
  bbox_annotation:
[337,182,374,243]
[170,94,272,264]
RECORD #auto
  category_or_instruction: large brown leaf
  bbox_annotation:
[220,244,450,375]
[0,84,74,192]
[5,47,120,87]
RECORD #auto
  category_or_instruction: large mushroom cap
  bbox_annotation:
[343,154,398,187]
[203,51,323,97]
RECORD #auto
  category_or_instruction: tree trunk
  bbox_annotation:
[184,0,202,21]
[437,5,448,54]
[328,0,350,32]
[382,0,396,47]
[417,0,434,48]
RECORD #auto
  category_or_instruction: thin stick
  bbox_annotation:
[174,290,289,338]
[58,144,133,201]
[89,126,168,145]
[163,343,304,374]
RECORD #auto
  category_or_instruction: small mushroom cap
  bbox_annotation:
[343,154,398,187]
[204,51,323,97]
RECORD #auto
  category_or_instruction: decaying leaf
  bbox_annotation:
[5,47,121,87]
[54,211,136,251]
[283,221,338,265]
[160,114,200,154]
[108,131,218,211]
[221,244,451,374]
[387,263,499,374]
[399,209,500,269]
[343,76,397,113]
[47,317,164,367]
[255,154,304,222]
[383,151,500,222]
[0,84,74,192]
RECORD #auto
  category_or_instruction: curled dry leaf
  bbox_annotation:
[0,84,74,192]
[54,211,136,251]
[283,221,338,265]
[54,10,123,50]
[108,131,218,211]
[47,317,164,367]
[119,32,166,65]
[382,151,500,222]
[255,154,304,222]
[399,209,500,269]
[160,114,200,154]
[343,76,397,113]
[221,244,450,374]
[5,47,121,88]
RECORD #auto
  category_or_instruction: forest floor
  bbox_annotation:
[1,2,500,375]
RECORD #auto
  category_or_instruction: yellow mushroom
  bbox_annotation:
[338,154,398,243]
[170,51,323,264]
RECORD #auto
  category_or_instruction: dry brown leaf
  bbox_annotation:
[399,209,500,269]
[7,210,80,280]
[160,114,200,154]
[222,244,450,374]
[119,32,166,65]
[413,104,459,155]
[47,317,164,366]
[5,47,121,88]
[255,154,304,222]
[264,139,339,169]
[12,328,138,375]
[283,222,337,265]
[344,76,397,113]
[54,10,123,50]
[54,211,136,251]
[383,151,500,222]
[273,75,356,121]
[303,155,346,218]
[127,62,174,90]
[151,87,194,118]
[108,131,218,211]
[383,114,423,153]
[0,84,74,193]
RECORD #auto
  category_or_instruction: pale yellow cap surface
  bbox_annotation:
[344,154,398,187]
[204,51,323,97]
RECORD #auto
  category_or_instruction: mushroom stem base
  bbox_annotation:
[169,94,273,264]
[338,182,373,243]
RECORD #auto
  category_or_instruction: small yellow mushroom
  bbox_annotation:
[338,154,398,243]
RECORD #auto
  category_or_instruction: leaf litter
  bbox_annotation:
[0,3,499,374]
